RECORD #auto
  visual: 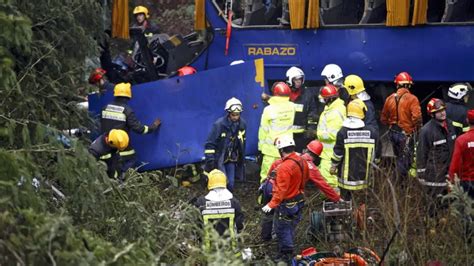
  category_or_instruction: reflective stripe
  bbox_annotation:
[463,126,469,132]
[292,125,305,133]
[344,138,375,144]
[202,208,236,251]
[340,142,373,190]
[433,139,446,146]
[204,149,215,154]
[119,150,135,156]
[100,153,112,160]
[417,168,426,173]
[105,104,125,112]
[294,103,304,112]
[418,179,447,187]
[202,208,235,215]
[102,110,126,121]
[452,121,463,129]
[322,143,334,149]
[238,130,245,142]
[269,124,292,132]
[143,125,149,134]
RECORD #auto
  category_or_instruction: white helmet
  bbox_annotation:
[230,60,245,66]
[321,64,343,83]
[275,135,295,149]
[224,97,243,113]
[286,66,305,87]
[448,83,471,100]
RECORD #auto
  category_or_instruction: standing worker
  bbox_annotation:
[204,97,247,192]
[261,136,309,262]
[343,74,379,135]
[89,129,129,181]
[285,66,319,152]
[330,99,381,201]
[446,83,471,136]
[380,71,422,178]
[193,169,244,252]
[101,82,162,175]
[258,82,295,182]
[317,84,346,188]
[449,109,474,198]
[417,98,456,216]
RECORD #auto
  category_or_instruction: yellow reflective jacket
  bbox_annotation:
[317,98,346,159]
[258,96,295,157]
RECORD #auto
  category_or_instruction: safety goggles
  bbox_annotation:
[227,104,243,113]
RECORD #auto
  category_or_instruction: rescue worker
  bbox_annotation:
[89,129,129,180]
[101,82,162,174]
[446,83,471,136]
[317,84,346,188]
[416,98,456,216]
[343,74,379,135]
[321,64,350,104]
[261,136,309,262]
[330,99,381,201]
[260,68,318,152]
[131,6,160,35]
[204,97,247,192]
[177,66,197,76]
[88,68,115,94]
[258,82,295,182]
[193,169,244,251]
[449,109,474,198]
[380,71,422,178]
[259,140,340,242]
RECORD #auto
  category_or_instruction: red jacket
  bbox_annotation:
[267,154,340,203]
[449,128,474,182]
[301,153,341,202]
[268,152,309,208]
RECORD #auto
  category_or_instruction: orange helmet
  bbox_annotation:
[307,140,323,156]
[320,84,339,99]
[394,72,413,86]
[88,68,106,84]
[178,66,197,76]
[272,82,291,96]
[426,98,446,115]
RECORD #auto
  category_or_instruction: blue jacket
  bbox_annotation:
[205,116,247,177]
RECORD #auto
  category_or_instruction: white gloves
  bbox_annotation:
[262,204,272,213]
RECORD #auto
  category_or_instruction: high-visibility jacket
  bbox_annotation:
[101,97,158,159]
[449,128,474,182]
[332,122,381,190]
[258,96,295,157]
[416,119,456,188]
[317,98,346,187]
[194,188,244,251]
[446,100,469,136]
[380,88,422,135]
[88,134,122,179]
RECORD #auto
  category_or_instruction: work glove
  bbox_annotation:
[262,204,273,213]
[329,165,338,175]
[261,92,271,102]
[150,118,161,131]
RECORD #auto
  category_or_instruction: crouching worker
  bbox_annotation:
[194,169,244,252]
[89,129,129,181]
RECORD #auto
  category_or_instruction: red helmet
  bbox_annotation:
[320,84,339,99]
[272,82,291,96]
[307,140,323,156]
[88,68,106,84]
[394,72,413,86]
[426,98,446,115]
[178,66,197,76]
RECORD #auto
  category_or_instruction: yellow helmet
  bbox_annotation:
[344,75,365,96]
[207,169,227,190]
[133,6,149,19]
[107,129,129,151]
[114,83,132,98]
[347,99,367,119]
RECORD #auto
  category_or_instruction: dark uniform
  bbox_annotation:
[416,119,456,216]
[194,192,244,250]
[291,86,319,152]
[446,99,469,136]
[332,124,381,200]
[89,134,122,180]
[362,99,379,135]
[204,116,246,191]
[101,97,159,172]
